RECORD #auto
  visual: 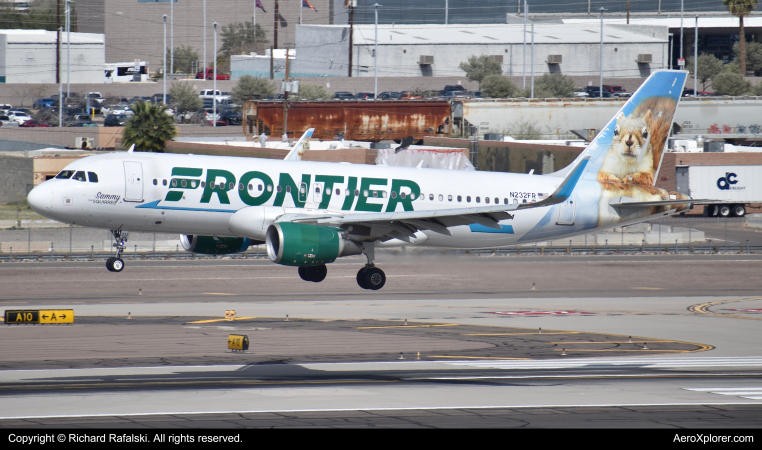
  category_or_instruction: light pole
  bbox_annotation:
[522,0,527,90]
[171,0,174,74]
[599,7,607,98]
[694,16,698,95]
[204,0,207,76]
[213,22,217,128]
[679,0,684,69]
[445,0,448,25]
[374,3,381,100]
[163,15,167,105]
[530,22,535,98]
[66,0,70,98]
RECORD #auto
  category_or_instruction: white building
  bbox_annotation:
[231,49,295,80]
[292,23,669,79]
[0,30,105,84]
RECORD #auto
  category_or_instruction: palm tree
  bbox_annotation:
[123,100,178,152]
[724,0,759,75]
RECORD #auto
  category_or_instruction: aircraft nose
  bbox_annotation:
[27,184,52,214]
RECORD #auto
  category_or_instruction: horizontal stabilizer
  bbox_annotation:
[609,196,694,208]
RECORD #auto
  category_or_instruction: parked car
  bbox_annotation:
[333,91,354,100]
[196,68,230,80]
[198,89,230,102]
[602,85,630,97]
[19,120,51,128]
[0,115,19,127]
[585,86,613,98]
[104,114,129,127]
[128,96,153,104]
[355,92,375,100]
[443,85,466,93]
[7,111,32,124]
[377,92,402,100]
[220,108,242,125]
[151,93,173,105]
[101,103,132,117]
[33,98,56,109]
[399,92,423,100]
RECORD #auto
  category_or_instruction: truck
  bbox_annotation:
[196,68,230,80]
[675,165,762,217]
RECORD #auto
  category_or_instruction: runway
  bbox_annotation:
[1,253,761,428]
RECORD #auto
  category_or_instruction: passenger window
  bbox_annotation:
[438,194,443,201]
[382,191,387,198]
[277,185,282,192]
[73,171,87,181]
[88,172,99,183]
[429,194,434,201]
[448,195,452,201]
[55,170,74,179]
[239,183,244,191]
[248,184,253,191]
[172,179,177,187]
[467,196,471,202]
[181,180,187,187]
[163,179,168,186]
[200,181,205,188]
[354,189,360,197]
[391,191,397,199]
[267,185,273,192]
[335,188,340,196]
[315,186,321,194]
[286,186,291,193]
[363,190,369,197]
[229,182,234,190]
[420,193,424,200]
[504,198,508,204]
[457,195,462,202]
[485,197,490,204]
[259,185,264,191]
[373,191,378,198]
[400,192,406,199]
[476,197,481,203]
[153,179,157,185]
[191,181,197,188]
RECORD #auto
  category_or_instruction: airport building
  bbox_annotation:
[0,30,105,84]
[289,23,669,78]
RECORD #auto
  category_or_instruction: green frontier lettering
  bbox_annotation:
[386,179,421,212]
[315,175,344,209]
[273,173,312,207]
[238,171,274,206]
[342,176,358,211]
[165,167,202,202]
[201,169,236,204]
[355,178,388,212]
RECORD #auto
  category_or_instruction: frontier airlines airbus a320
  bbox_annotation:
[27,70,694,290]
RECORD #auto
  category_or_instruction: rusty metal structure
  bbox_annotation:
[243,100,451,142]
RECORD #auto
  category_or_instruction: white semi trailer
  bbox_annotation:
[676,165,762,217]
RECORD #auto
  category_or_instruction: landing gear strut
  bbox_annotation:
[298,264,327,282]
[356,243,386,290]
[106,230,128,272]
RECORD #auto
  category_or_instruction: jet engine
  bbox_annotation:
[265,222,362,266]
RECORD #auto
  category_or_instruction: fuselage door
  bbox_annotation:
[313,181,325,204]
[123,161,144,202]
[556,192,576,225]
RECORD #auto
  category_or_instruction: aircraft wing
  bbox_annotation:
[274,158,589,241]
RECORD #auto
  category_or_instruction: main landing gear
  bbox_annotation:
[106,230,129,273]
[356,243,385,290]
[298,265,327,282]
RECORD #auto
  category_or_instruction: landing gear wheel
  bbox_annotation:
[111,258,125,272]
[732,204,746,217]
[356,267,369,289]
[106,257,116,272]
[363,267,386,290]
[300,265,327,282]
[719,205,731,217]
[307,265,327,283]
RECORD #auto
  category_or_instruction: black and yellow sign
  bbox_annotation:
[228,334,249,351]
[5,310,74,324]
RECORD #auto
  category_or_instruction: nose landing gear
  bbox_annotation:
[106,230,129,272]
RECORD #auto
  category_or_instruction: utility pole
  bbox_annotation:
[374,3,381,100]
[694,16,698,95]
[348,2,354,77]
[283,49,290,138]
[163,15,167,105]
[56,0,60,84]
[522,0,527,89]
[66,0,70,97]
[530,22,534,98]
[203,0,207,73]
[171,0,174,74]
[274,0,279,49]
[599,7,606,98]
[270,46,274,79]
[214,22,217,128]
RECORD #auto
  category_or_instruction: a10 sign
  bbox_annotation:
[5,310,74,324]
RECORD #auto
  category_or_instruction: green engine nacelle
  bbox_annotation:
[266,222,362,267]
[180,235,258,255]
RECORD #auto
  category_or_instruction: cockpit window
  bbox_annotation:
[73,171,87,182]
[88,172,98,183]
[55,170,74,179]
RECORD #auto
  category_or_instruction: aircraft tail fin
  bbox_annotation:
[284,128,315,161]
[551,70,688,184]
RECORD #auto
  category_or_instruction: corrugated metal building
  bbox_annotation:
[292,23,668,78]
[0,30,105,84]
